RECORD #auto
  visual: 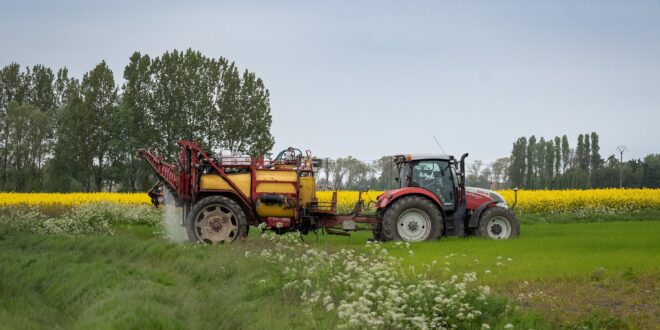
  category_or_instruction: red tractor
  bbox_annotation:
[372,154,520,241]
[138,141,519,243]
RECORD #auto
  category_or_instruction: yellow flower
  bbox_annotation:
[0,192,150,206]
[3,188,658,214]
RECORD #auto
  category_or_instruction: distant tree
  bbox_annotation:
[535,137,546,186]
[642,154,660,188]
[54,68,80,108]
[81,61,118,191]
[509,137,526,188]
[117,52,157,191]
[4,102,54,190]
[525,135,536,188]
[553,136,561,175]
[0,63,24,190]
[590,132,602,171]
[544,140,554,187]
[48,97,96,191]
[576,134,585,170]
[236,70,275,157]
[561,134,570,172]
[491,157,510,188]
[584,133,591,172]
[332,158,350,189]
[28,65,56,114]
[376,156,397,190]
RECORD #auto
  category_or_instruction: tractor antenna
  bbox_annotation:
[433,136,447,155]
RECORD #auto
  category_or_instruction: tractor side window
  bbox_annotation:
[399,163,412,188]
[412,160,455,209]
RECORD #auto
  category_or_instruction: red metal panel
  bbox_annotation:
[465,190,495,210]
[375,187,443,210]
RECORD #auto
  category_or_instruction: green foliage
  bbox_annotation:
[1,50,275,192]
[509,137,527,188]
[642,154,660,188]
[2,102,54,191]
[505,132,656,189]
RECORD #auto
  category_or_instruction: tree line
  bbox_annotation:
[507,133,660,189]
[315,131,660,190]
[0,49,274,192]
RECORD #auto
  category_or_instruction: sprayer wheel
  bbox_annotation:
[380,196,443,242]
[186,196,248,244]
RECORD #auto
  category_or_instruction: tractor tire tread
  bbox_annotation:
[185,195,248,244]
[379,195,443,242]
[477,206,520,239]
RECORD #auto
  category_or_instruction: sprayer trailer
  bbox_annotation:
[137,140,519,244]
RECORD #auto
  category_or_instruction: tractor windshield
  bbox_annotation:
[408,160,456,210]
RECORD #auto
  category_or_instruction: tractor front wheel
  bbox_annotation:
[186,196,248,244]
[379,196,443,242]
[477,207,520,240]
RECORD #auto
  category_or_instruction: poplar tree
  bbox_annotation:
[576,134,585,170]
[118,52,157,191]
[554,136,561,175]
[28,65,56,114]
[561,135,570,172]
[590,132,601,171]
[545,140,554,187]
[509,137,527,188]
[584,133,591,171]
[525,135,536,188]
[81,61,118,191]
[536,137,546,186]
[0,63,23,189]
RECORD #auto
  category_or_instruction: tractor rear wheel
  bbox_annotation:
[186,196,248,244]
[379,196,443,242]
[477,207,520,240]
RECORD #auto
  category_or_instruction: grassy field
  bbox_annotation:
[1,211,659,329]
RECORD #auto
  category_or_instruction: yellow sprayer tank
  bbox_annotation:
[198,168,316,218]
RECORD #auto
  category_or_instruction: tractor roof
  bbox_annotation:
[394,154,454,162]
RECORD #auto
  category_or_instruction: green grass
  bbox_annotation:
[308,221,660,283]
[1,213,659,329]
[0,233,338,329]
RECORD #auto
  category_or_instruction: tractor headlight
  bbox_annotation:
[489,191,508,209]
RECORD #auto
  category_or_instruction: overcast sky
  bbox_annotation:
[2,0,659,163]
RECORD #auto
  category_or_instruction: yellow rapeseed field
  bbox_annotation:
[0,192,151,206]
[498,188,660,214]
[2,189,659,214]
[318,189,660,214]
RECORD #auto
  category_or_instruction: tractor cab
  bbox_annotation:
[394,154,461,211]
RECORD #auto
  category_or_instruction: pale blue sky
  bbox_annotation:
[1,0,659,163]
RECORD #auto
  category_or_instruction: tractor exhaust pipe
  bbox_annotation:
[459,153,468,182]
[511,187,519,211]
[452,153,469,236]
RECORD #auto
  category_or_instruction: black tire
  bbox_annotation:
[477,207,520,240]
[186,195,248,244]
[379,196,443,242]
[372,211,384,241]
